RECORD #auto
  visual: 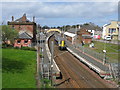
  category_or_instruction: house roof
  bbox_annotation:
[64,32,77,37]
[15,13,31,22]
[18,32,32,39]
[82,34,92,39]
[67,28,79,33]
[81,23,102,31]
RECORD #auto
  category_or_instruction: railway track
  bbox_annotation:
[48,35,113,88]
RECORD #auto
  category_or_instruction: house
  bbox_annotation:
[14,32,32,47]
[77,29,92,44]
[8,13,36,47]
[119,24,120,40]
[102,21,119,40]
[81,23,102,38]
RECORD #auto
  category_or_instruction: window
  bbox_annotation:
[109,28,116,33]
[24,40,28,44]
[17,40,20,44]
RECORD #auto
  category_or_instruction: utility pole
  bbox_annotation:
[36,25,40,88]
[75,26,77,48]
[51,41,54,86]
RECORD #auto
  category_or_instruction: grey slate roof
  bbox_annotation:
[18,32,32,39]
[67,28,80,33]
[82,34,92,39]
[81,24,102,31]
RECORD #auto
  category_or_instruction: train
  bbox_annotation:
[54,34,66,50]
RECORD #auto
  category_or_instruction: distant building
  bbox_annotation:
[102,21,119,40]
[8,13,36,47]
[64,32,77,44]
[81,23,102,38]
[78,29,92,44]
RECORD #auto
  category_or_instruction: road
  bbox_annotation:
[49,36,114,88]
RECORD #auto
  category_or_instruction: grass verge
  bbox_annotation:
[2,48,36,88]
[84,41,119,63]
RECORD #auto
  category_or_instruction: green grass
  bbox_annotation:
[87,41,119,63]
[2,48,36,88]
[0,48,2,89]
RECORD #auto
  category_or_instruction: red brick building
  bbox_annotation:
[8,14,36,47]
[77,29,92,44]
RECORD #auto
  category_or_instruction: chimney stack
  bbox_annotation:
[33,16,35,22]
[12,16,14,21]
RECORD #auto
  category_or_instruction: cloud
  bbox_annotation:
[1,2,118,26]
[1,0,119,2]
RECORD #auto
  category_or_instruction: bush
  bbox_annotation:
[21,47,36,51]
[2,43,13,48]
[14,47,20,49]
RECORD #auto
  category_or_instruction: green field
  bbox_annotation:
[2,48,36,88]
[85,41,119,63]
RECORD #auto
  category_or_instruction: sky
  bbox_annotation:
[0,0,119,27]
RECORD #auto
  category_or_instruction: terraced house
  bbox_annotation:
[8,13,36,47]
[102,21,119,40]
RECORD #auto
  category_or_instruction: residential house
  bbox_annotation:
[8,13,36,47]
[118,23,120,40]
[102,21,119,40]
[77,29,92,44]
[81,23,102,38]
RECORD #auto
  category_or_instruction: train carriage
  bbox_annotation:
[54,35,66,50]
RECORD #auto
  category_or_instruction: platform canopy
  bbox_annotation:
[64,32,77,38]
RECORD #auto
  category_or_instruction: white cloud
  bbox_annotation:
[1,0,119,2]
[1,2,118,26]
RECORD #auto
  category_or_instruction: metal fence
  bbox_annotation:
[65,39,109,63]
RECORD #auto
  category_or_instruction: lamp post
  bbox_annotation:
[51,41,54,86]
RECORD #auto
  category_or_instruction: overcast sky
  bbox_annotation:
[1,0,119,27]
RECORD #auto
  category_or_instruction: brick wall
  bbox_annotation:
[14,39,32,48]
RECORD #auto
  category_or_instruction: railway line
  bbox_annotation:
[48,35,114,88]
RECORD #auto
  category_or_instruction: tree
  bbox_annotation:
[1,25,18,44]
[42,25,50,29]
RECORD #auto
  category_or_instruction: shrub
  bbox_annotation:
[21,47,36,51]
[2,43,13,48]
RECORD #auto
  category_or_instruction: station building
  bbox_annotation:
[8,13,36,47]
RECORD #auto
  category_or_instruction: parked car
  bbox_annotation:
[104,36,112,41]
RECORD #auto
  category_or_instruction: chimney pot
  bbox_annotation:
[33,16,35,22]
[12,16,14,21]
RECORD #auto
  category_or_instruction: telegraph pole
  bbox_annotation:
[75,26,77,48]
[36,26,40,88]
[51,41,54,86]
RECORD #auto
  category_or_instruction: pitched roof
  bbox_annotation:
[81,24,102,31]
[18,32,32,39]
[67,28,79,33]
[15,13,31,22]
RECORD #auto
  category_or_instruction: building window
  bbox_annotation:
[109,28,116,33]
[17,40,21,44]
[24,40,28,44]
